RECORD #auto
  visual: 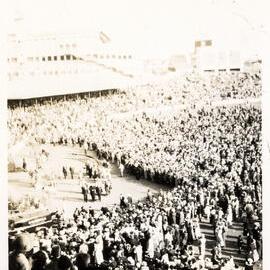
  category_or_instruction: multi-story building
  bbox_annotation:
[7,31,145,99]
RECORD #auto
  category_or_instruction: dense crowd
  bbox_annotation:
[8,71,261,148]
[92,104,261,187]
[8,71,262,269]
[9,177,262,269]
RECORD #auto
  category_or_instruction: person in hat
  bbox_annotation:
[75,253,90,270]
[32,250,48,270]
[245,258,254,270]
[62,166,68,180]
[81,181,88,203]
[69,167,75,180]
[237,235,244,254]
[46,245,61,270]
[9,234,32,270]
[118,163,124,178]
[94,231,104,266]
[211,244,222,265]
[96,185,102,201]
[90,186,96,201]
[198,234,206,258]
[22,157,27,171]
[140,261,149,270]
[58,255,73,270]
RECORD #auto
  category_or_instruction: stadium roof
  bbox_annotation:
[7,69,136,99]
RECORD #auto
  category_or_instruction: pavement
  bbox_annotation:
[8,144,165,215]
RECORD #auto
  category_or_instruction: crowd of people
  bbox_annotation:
[8,70,262,269]
[92,104,261,187]
[80,179,112,203]
[8,71,261,149]
[9,177,262,269]
[79,157,112,203]
[8,195,42,213]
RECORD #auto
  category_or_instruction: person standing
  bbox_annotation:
[105,180,112,195]
[211,244,222,265]
[238,235,244,254]
[198,234,206,258]
[90,186,96,201]
[146,230,154,259]
[83,141,88,155]
[69,167,74,180]
[134,243,143,266]
[119,163,124,177]
[81,182,88,202]
[22,157,27,171]
[62,166,67,179]
[94,231,104,266]
[245,258,254,270]
[9,234,32,270]
[46,245,61,270]
[96,185,101,201]
[146,189,152,201]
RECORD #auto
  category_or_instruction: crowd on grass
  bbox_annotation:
[8,71,262,269]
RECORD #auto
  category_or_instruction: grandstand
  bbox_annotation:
[7,31,142,99]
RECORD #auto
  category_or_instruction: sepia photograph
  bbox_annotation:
[3,0,269,269]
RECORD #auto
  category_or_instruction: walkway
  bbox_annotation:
[8,144,165,216]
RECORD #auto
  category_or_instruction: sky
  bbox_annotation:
[6,0,270,57]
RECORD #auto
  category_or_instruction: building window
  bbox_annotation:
[54,56,57,61]
[100,55,104,59]
[72,44,76,48]
[35,57,39,62]
[48,56,52,61]
[72,55,77,60]
[60,44,63,49]
[106,55,110,59]
[93,54,97,58]
[118,55,122,59]
[123,55,127,59]
[61,55,64,61]
[112,55,115,59]
[42,57,46,61]
[28,57,34,62]
[128,55,132,59]
[12,57,18,63]
[66,44,70,48]
[66,55,71,60]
